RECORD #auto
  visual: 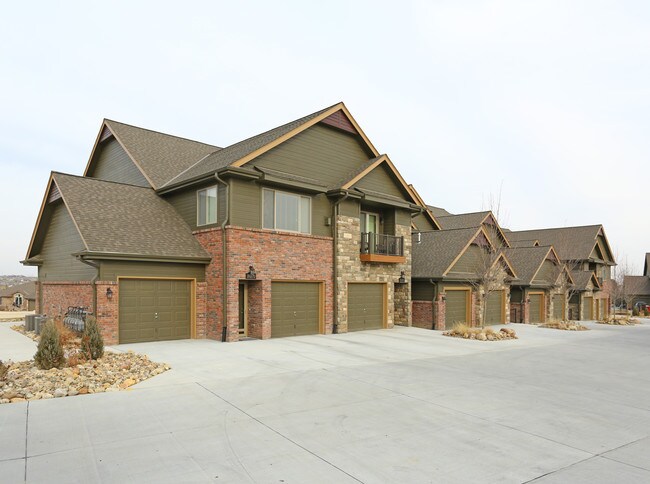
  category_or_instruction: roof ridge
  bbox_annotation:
[105,119,221,149]
[512,224,602,232]
[437,210,491,218]
[53,171,155,190]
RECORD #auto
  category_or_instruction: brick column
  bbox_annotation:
[95,281,118,345]
[195,282,207,338]
[433,294,446,330]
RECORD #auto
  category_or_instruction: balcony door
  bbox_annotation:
[360,212,378,234]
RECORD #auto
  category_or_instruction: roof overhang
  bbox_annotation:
[74,251,211,265]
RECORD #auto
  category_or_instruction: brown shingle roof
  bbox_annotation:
[502,246,554,285]
[105,119,221,189]
[53,173,210,261]
[436,211,490,230]
[624,275,650,296]
[571,270,599,291]
[0,282,36,299]
[427,205,452,217]
[163,104,338,188]
[412,228,480,278]
[506,225,606,262]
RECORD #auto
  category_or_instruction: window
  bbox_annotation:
[360,211,378,233]
[263,189,311,234]
[197,186,218,226]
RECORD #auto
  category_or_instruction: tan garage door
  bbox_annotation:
[485,291,504,325]
[553,295,564,321]
[119,279,191,344]
[271,282,320,338]
[348,283,384,331]
[445,289,469,328]
[529,293,544,323]
[583,296,593,320]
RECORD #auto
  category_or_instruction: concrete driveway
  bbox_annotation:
[2,321,650,483]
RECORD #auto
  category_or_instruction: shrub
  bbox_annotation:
[0,360,7,381]
[55,318,78,348]
[81,316,104,360]
[644,308,649,317]
[34,320,65,370]
[66,351,86,367]
[632,307,640,316]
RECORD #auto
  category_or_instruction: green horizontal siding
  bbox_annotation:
[89,138,150,187]
[164,181,227,231]
[230,178,260,228]
[533,260,556,285]
[100,261,205,282]
[38,202,96,281]
[448,245,483,275]
[249,124,373,187]
[412,281,435,301]
[354,164,408,199]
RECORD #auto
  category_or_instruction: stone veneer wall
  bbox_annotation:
[335,215,411,332]
[474,285,511,326]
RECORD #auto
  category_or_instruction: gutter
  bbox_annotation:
[331,189,350,334]
[214,172,229,342]
[76,257,100,317]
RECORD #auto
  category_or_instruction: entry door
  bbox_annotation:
[553,295,564,320]
[238,282,247,336]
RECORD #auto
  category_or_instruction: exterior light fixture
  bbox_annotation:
[245,265,257,280]
[106,287,113,300]
[398,271,406,284]
[441,294,446,302]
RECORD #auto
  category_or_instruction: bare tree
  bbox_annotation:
[467,236,510,328]
[612,256,636,313]
[550,264,577,321]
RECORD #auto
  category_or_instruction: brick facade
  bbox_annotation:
[195,226,334,342]
[39,282,94,320]
[412,301,433,329]
[95,281,118,345]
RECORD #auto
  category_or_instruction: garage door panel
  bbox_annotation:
[119,279,192,344]
[529,294,543,323]
[348,284,384,332]
[485,291,504,325]
[446,290,469,327]
[583,297,593,320]
[271,282,320,338]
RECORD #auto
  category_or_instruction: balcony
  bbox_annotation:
[360,233,405,263]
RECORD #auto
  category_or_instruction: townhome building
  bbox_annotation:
[23,103,437,344]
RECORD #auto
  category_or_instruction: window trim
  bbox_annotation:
[196,185,218,227]
[262,188,311,234]
[360,210,380,234]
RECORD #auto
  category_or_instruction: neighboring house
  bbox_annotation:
[23,103,437,344]
[502,246,573,324]
[412,226,516,330]
[569,270,603,320]
[433,210,511,248]
[0,282,36,311]
[504,225,615,320]
[622,253,650,309]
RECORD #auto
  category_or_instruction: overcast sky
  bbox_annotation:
[1,1,648,276]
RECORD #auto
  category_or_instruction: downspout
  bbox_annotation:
[332,190,350,334]
[77,257,100,316]
[215,173,229,342]
[429,279,437,330]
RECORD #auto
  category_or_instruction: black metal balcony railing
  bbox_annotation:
[360,233,404,256]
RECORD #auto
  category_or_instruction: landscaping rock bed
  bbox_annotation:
[443,324,518,341]
[2,324,169,404]
[596,317,639,326]
[539,321,589,331]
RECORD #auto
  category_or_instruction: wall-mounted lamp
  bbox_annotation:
[398,271,406,284]
[106,287,113,300]
[526,297,531,303]
[245,265,257,280]
[416,232,422,245]
[441,293,446,302]
[506,292,511,300]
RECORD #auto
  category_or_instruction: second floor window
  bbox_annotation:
[263,188,311,234]
[197,186,218,226]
